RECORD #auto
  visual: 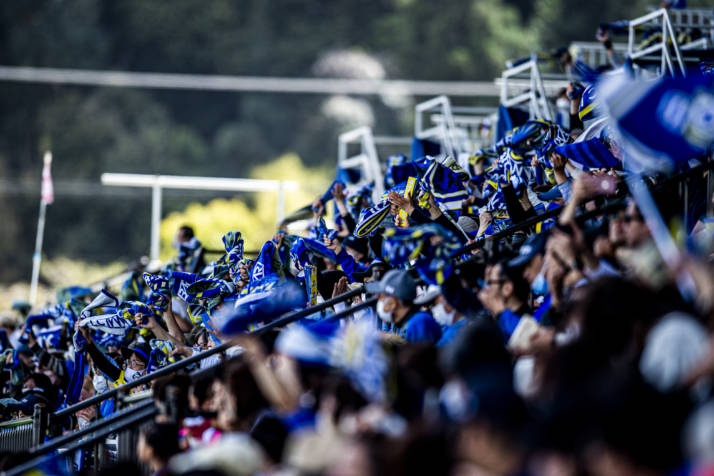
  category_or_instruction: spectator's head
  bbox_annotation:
[623,201,650,248]
[189,372,218,414]
[121,341,151,382]
[342,235,369,262]
[353,260,389,283]
[250,413,289,466]
[0,312,21,335]
[508,233,548,290]
[15,344,35,371]
[365,269,417,326]
[217,358,269,432]
[137,423,181,472]
[187,326,211,351]
[176,225,195,245]
[484,262,530,311]
[24,372,52,394]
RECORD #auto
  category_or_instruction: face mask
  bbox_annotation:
[172,238,180,250]
[93,375,109,394]
[376,299,393,323]
[124,367,144,383]
[556,97,570,109]
[531,262,548,296]
[432,303,456,327]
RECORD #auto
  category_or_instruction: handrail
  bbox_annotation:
[0,417,33,430]
[53,285,366,420]
[17,296,377,469]
[7,404,157,476]
[33,400,153,456]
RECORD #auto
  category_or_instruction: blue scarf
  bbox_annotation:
[418,155,470,217]
[382,223,462,285]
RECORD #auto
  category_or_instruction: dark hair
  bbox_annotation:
[178,225,194,240]
[499,261,530,304]
[27,373,53,394]
[224,358,269,428]
[191,373,217,409]
[153,374,191,422]
[141,423,181,463]
[249,412,288,464]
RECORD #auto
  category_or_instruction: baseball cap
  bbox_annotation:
[352,259,389,282]
[414,285,442,306]
[121,341,151,364]
[508,232,548,268]
[365,269,417,302]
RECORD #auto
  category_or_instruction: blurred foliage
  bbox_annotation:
[0,0,685,283]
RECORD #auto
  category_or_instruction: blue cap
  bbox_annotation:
[508,233,548,268]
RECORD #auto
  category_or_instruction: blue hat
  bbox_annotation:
[508,233,548,268]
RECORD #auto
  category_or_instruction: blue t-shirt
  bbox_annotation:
[498,309,522,340]
[401,311,442,344]
[437,319,468,347]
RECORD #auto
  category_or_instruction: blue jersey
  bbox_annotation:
[400,311,442,344]
[437,319,468,347]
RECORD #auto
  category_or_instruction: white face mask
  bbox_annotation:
[376,299,393,323]
[432,303,456,327]
[93,375,109,394]
[124,367,144,383]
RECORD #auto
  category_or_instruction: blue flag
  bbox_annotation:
[555,138,621,170]
[600,73,714,173]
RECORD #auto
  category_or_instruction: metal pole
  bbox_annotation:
[32,404,47,446]
[276,181,286,224]
[29,201,47,306]
[150,180,162,264]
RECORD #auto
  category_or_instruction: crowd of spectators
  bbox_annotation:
[1,5,714,475]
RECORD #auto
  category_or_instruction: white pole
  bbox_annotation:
[150,181,162,264]
[626,173,696,301]
[276,181,286,225]
[29,201,47,306]
[29,152,53,306]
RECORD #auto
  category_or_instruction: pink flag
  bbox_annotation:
[41,152,54,204]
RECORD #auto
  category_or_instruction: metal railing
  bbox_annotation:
[414,95,473,158]
[499,55,554,121]
[0,417,35,453]
[337,126,384,201]
[628,8,686,77]
[6,290,375,474]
